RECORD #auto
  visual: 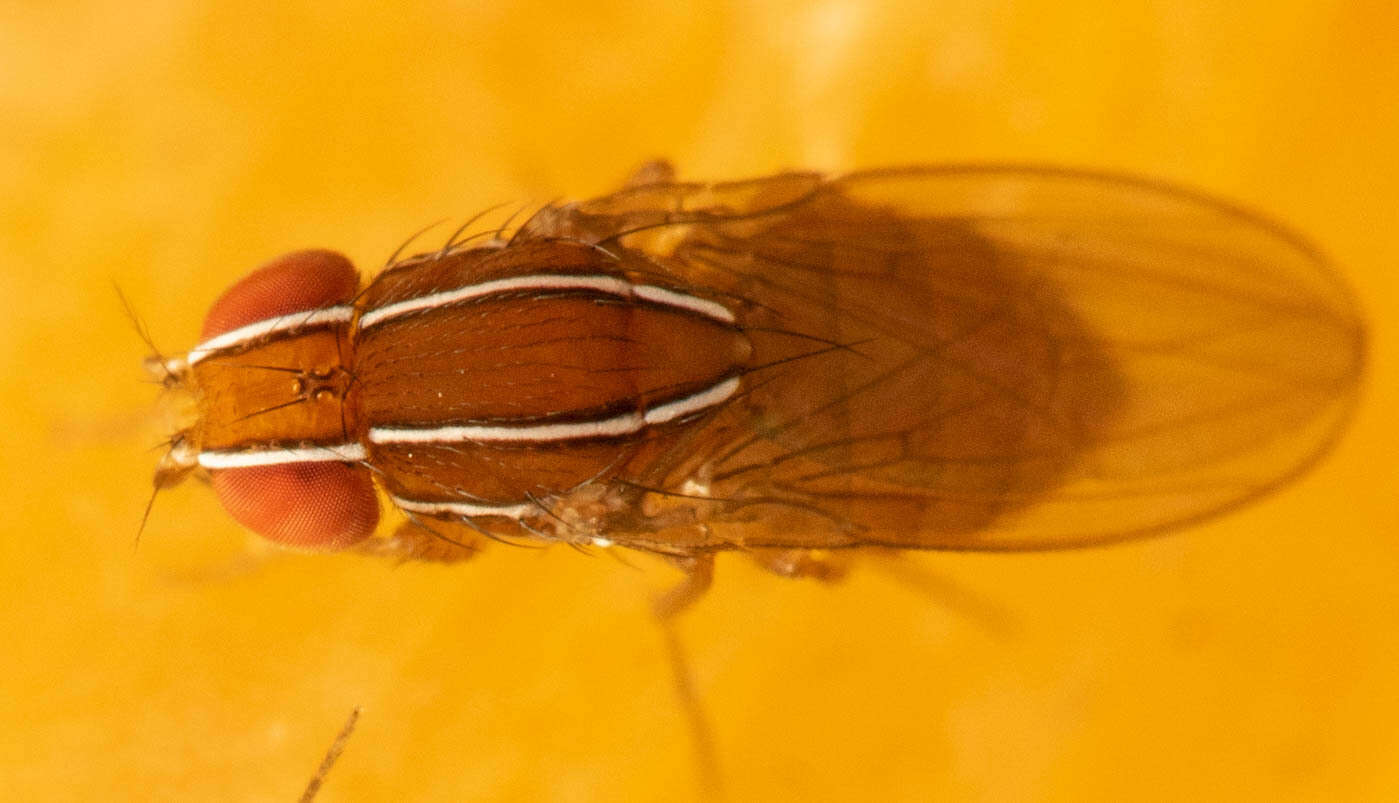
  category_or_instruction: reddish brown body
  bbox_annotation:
[151,164,1365,585]
[358,240,750,518]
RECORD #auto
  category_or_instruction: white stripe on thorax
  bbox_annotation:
[389,494,533,520]
[359,273,734,330]
[186,305,356,365]
[368,375,741,445]
[643,376,741,425]
[198,442,367,469]
[632,285,735,323]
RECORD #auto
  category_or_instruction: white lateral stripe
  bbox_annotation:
[186,305,356,365]
[643,376,740,424]
[632,285,735,322]
[360,274,630,329]
[369,375,740,445]
[358,273,734,329]
[371,411,644,444]
[635,286,738,324]
[390,494,532,519]
[197,442,367,469]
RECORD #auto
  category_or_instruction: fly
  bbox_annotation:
[143,161,1366,608]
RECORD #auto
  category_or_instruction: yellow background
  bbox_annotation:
[3,1,1396,800]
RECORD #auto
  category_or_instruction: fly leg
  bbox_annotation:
[298,706,361,803]
[621,159,677,188]
[746,548,852,582]
[866,552,1018,637]
[751,549,1015,634]
[653,552,715,619]
[652,551,722,794]
[352,519,486,564]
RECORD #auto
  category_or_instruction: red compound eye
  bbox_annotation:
[202,249,362,339]
[211,462,379,550]
[202,250,378,550]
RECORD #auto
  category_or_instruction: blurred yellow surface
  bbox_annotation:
[2,1,1396,800]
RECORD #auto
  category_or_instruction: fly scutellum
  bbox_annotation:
[139,162,1367,790]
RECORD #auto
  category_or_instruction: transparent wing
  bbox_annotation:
[604,166,1365,551]
[515,171,825,246]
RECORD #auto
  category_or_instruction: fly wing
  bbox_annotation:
[515,171,825,247]
[606,166,1365,551]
